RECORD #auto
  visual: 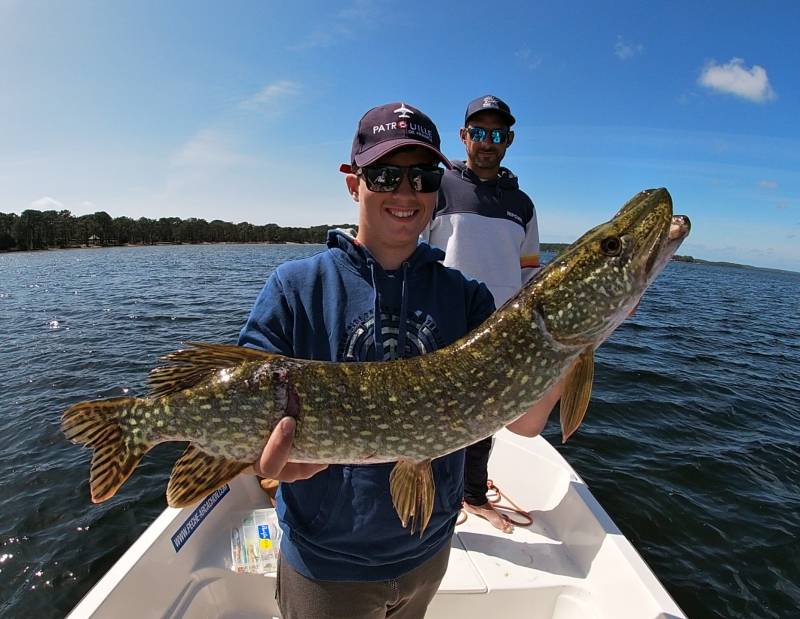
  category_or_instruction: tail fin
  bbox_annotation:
[61,397,150,503]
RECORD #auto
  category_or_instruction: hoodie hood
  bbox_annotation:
[451,160,520,190]
[326,229,445,276]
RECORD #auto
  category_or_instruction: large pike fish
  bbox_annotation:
[62,188,690,534]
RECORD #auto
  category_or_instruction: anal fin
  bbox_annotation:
[389,459,435,536]
[560,347,595,443]
[166,444,249,507]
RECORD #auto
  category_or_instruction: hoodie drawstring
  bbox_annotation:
[368,259,411,361]
[368,260,384,360]
[397,262,409,359]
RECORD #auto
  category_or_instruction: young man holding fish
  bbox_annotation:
[241,102,566,619]
[61,100,688,619]
[421,94,540,534]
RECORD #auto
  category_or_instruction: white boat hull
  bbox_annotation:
[67,430,685,619]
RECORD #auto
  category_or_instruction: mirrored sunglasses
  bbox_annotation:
[358,165,444,193]
[467,126,509,144]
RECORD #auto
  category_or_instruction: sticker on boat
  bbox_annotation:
[171,485,230,552]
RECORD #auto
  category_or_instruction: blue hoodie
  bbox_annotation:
[238,230,494,581]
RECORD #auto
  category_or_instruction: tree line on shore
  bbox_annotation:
[0,209,356,251]
[1,209,698,264]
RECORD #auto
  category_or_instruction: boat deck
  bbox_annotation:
[67,431,685,618]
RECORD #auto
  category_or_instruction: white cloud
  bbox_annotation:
[614,35,643,60]
[170,129,257,169]
[515,47,543,70]
[758,180,777,189]
[0,0,22,13]
[698,58,776,103]
[30,196,64,210]
[168,81,300,187]
[238,80,301,113]
[289,25,347,51]
[25,197,104,215]
[172,81,300,171]
[289,0,377,51]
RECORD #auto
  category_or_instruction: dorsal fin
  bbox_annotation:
[148,342,281,399]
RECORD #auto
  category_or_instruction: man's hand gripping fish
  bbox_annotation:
[62,188,691,535]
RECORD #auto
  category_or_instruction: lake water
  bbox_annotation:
[1,244,798,618]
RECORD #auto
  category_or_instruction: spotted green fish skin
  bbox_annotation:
[284,187,683,462]
[115,363,286,462]
[62,188,689,507]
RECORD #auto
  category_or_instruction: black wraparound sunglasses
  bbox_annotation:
[357,164,444,193]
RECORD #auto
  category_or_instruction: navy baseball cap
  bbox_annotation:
[343,102,452,171]
[464,95,516,127]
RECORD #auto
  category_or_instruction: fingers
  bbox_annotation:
[257,416,297,479]
[253,417,329,482]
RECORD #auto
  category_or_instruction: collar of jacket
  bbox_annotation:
[452,160,520,190]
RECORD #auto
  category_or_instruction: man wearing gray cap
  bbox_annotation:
[422,95,542,533]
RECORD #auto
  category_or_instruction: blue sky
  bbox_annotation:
[2,1,798,271]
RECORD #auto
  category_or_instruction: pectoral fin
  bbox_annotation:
[560,348,594,443]
[166,444,249,507]
[389,459,435,536]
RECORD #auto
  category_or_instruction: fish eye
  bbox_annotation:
[600,236,621,256]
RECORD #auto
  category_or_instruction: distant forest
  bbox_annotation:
[0,210,702,265]
[0,209,356,251]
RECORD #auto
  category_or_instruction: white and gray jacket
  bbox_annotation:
[421,160,541,307]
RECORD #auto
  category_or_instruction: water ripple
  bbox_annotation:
[1,246,798,618]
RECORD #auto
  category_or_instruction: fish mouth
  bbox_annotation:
[644,213,691,287]
[665,214,691,258]
[669,214,691,242]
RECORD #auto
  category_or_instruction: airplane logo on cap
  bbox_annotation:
[394,103,414,119]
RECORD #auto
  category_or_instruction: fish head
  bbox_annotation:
[534,188,690,348]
